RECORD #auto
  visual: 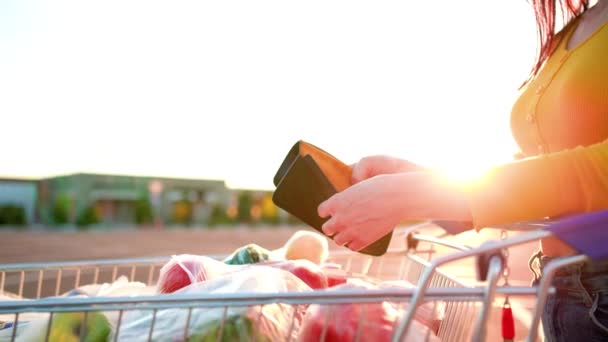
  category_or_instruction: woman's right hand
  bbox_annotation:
[351,155,425,184]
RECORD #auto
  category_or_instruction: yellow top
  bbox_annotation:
[468,17,608,228]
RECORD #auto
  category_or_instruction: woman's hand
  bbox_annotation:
[318,172,472,252]
[351,155,425,184]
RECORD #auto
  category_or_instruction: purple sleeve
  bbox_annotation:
[545,210,608,261]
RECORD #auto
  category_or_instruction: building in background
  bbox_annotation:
[223,189,287,225]
[0,173,288,229]
[37,173,232,227]
[0,178,38,225]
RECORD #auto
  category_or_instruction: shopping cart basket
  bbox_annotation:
[2,208,606,342]
[0,228,508,342]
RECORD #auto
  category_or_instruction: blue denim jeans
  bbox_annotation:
[530,252,608,342]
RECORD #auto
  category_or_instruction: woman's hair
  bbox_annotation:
[523,0,589,87]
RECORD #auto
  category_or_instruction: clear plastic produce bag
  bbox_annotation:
[114,267,311,341]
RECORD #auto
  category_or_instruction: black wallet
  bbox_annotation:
[272,140,393,256]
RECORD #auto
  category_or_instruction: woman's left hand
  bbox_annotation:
[317,171,472,252]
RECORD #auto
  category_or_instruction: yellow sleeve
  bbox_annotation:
[467,139,608,229]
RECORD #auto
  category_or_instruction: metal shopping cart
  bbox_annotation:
[1,210,606,342]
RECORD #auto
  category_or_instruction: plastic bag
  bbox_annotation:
[259,259,328,290]
[0,296,46,342]
[96,276,156,297]
[114,267,311,341]
[317,263,347,288]
[0,292,22,301]
[157,255,238,293]
[379,280,446,333]
[65,276,155,298]
[297,282,441,342]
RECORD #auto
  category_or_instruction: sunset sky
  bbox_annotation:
[1,1,544,190]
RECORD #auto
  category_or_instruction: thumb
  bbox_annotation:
[350,163,369,184]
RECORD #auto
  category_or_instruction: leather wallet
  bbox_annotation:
[272,140,393,256]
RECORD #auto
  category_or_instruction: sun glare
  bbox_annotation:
[432,157,497,187]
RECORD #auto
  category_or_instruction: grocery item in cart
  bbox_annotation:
[259,259,329,290]
[0,296,41,342]
[158,254,335,294]
[156,255,235,293]
[0,293,22,301]
[0,278,152,341]
[187,314,272,341]
[281,230,329,265]
[223,243,272,265]
[298,282,441,342]
[15,311,110,342]
[379,280,446,334]
[67,276,155,298]
[319,263,348,287]
[222,230,329,267]
[116,267,310,341]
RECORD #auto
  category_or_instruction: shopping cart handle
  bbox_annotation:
[544,209,608,262]
[475,246,506,282]
[433,210,608,261]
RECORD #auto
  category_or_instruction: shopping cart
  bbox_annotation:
[0,229,499,342]
[1,209,606,342]
[392,209,608,342]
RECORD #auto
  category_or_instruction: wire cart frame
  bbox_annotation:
[0,227,572,342]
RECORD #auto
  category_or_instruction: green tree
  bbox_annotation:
[135,197,153,225]
[208,203,232,227]
[52,194,71,225]
[0,205,26,227]
[236,191,253,223]
[76,205,100,229]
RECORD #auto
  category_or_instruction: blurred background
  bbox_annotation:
[0,0,553,267]
[0,0,544,232]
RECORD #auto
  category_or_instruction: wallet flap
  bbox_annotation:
[274,140,353,190]
[273,140,304,187]
[298,141,353,192]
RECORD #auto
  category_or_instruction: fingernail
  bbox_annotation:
[321,223,329,234]
[318,202,328,218]
[321,222,332,235]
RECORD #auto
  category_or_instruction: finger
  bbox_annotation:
[346,238,369,252]
[321,216,344,237]
[350,163,369,184]
[347,222,395,252]
[317,197,336,218]
[333,230,355,247]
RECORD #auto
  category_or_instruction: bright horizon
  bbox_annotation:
[1,1,541,190]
